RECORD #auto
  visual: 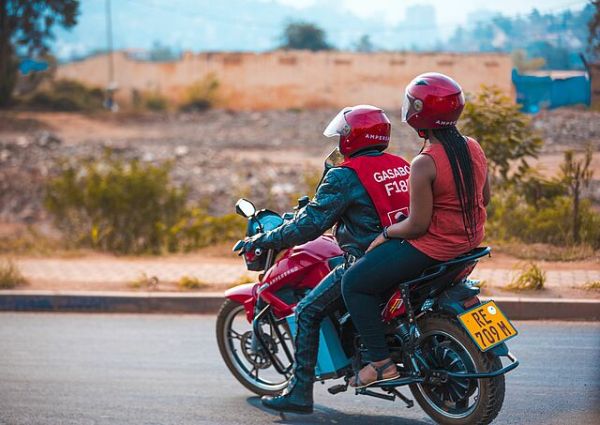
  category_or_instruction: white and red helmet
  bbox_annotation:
[324,105,391,157]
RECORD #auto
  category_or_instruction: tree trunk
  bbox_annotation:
[0,0,16,107]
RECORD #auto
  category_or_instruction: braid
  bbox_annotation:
[431,126,478,241]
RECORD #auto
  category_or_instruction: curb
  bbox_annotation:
[0,291,599,320]
[0,291,225,314]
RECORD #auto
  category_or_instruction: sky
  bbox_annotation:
[52,0,590,59]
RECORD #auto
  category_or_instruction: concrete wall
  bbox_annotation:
[57,51,513,110]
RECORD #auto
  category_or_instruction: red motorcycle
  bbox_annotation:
[216,196,519,425]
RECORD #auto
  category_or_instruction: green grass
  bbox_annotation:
[0,259,27,289]
[506,262,546,291]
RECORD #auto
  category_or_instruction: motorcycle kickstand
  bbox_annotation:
[385,388,414,408]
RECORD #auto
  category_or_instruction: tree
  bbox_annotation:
[512,49,545,72]
[281,21,332,51]
[559,146,594,244]
[354,34,374,53]
[460,86,543,182]
[0,0,79,107]
[589,0,600,58]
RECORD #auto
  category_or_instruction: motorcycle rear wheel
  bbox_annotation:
[409,315,505,425]
[216,299,292,396]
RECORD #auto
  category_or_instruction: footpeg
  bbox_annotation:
[328,384,348,395]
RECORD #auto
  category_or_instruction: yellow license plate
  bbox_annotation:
[458,301,518,352]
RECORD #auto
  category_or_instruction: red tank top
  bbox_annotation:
[341,153,411,227]
[408,138,488,261]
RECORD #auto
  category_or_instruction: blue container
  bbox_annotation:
[286,314,350,379]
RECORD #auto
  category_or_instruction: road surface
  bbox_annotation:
[1,313,598,425]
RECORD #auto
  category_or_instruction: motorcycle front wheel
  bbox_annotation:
[409,315,506,425]
[216,299,293,396]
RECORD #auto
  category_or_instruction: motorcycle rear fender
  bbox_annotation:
[436,281,510,357]
[224,283,258,323]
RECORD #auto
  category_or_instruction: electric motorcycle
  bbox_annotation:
[216,193,519,425]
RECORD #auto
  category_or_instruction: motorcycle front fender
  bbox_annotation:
[224,283,258,323]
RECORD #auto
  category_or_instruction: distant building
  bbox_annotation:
[398,5,440,50]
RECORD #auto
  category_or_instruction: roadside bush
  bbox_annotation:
[166,207,246,252]
[460,86,543,182]
[45,152,188,254]
[0,259,27,289]
[180,74,219,112]
[44,153,246,255]
[506,262,545,291]
[487,189,600,249]
[24,79,104,111]
[143,92,169,111]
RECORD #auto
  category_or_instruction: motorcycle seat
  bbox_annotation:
[399,246,491,289]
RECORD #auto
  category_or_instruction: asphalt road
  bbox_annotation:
[1,313,599,425]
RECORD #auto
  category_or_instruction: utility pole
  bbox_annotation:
[104,0,118,111]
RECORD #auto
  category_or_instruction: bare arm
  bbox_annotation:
[387,154,436,240]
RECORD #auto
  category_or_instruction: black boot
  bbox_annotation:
[261,393,313,414]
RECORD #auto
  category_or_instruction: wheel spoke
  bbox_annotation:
[228,329,243,340]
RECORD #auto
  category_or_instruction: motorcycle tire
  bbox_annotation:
[409,314,506,425]
[216,299,289,396]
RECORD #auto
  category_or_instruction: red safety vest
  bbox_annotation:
[341,153,411,227]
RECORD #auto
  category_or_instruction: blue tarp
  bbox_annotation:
[19,58,49,75]
[512,69,590,113]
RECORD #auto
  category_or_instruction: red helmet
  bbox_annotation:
[323,105,391,157]
[402,72,465,134]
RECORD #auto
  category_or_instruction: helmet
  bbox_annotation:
[402,72,465,135]
[323,105,391,157]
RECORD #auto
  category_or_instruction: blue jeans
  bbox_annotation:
[342,239,439,361]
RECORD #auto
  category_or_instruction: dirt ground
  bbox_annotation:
[1,108,599,299]
[1,108,599,223]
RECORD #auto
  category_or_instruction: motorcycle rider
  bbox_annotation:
[342,73,491,388]
[241,105,411,414]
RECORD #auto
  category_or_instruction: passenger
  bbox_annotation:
[342,73,491,388]
[242,105,411,413]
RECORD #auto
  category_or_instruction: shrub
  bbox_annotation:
[166,207,246,253]
[487,188,600,249]
[45,152,188,254]
[460,86,543,182]
[143,92,169,111]
[25,79,104,111]
[0,259,27,289]
[44,153,246,255]
[506,263,546,291]
[178,275,208,290]
[180,74,219,112]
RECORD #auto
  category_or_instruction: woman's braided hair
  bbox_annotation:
[431,126,478,241]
